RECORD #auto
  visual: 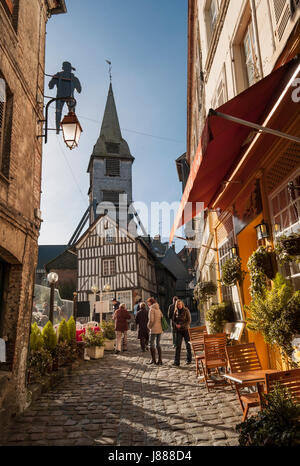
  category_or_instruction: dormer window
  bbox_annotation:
[106,142,120,154]
[106,158,120,177]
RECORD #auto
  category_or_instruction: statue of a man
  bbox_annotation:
[49,61,82,133]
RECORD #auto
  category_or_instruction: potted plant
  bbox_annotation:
[236,385,300,446]
[193,281,217,305]
[81,327,105,359]
[220,257,246,287]
[246,273,300,367]
[101,320,116,351]
[205,301,236,334]
[275,232,300,264]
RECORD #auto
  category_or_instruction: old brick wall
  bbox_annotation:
[0,0,50,423]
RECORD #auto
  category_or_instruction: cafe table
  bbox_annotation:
[223,369,279,405]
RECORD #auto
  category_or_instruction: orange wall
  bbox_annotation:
[237,214,270,369]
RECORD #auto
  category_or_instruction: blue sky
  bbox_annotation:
[39,0,187,251]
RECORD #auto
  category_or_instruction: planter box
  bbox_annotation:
[86,346,104,359]
[104,339,115,351]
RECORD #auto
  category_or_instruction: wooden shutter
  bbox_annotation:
[106,158,120,176]
[272,0,291,42]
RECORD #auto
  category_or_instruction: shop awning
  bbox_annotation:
[169,57,300,244]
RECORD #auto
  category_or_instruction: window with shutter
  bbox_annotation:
[272,0,291,43]
[102,191,121,205]
[106,158,120,177]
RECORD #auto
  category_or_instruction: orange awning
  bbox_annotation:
[170,57,300,244]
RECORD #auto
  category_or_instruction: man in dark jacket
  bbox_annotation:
[167,296,178,348]
[112,298,120,312]
[172,299,192,366]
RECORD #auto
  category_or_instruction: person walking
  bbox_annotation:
[147,297,163,365]
[172,299,192,366]
[135,302,149,352]
[167,296,178,348]
[112,303,131,354]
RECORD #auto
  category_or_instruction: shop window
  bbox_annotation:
[0,75,13,178]
[218,235,235,303]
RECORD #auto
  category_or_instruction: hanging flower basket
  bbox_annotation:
[281,236,300,255]
[221,257,246,287]
[275,233,300,264]
[193,281,217,304]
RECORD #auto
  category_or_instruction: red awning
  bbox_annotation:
[170,57,300,244]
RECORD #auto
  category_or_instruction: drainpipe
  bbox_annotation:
[250,0,264,78]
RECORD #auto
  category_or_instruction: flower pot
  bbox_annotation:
[86,346,104,359]
[104,339,115,351]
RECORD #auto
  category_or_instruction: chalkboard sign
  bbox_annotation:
[77,301,90,317]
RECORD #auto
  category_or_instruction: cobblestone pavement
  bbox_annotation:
[1,332,242,446]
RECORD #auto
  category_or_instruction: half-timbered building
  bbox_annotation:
[75,214,158,314]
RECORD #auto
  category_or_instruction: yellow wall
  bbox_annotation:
[236,214,270,369]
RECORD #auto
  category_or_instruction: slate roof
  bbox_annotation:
[37,245,68,271]
[45,248,77,271]
[88,84,134,172]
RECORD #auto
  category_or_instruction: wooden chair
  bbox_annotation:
[226,342,262,421]
[188,326,207,378]
[264,368,300,404]
[200,333,229,391]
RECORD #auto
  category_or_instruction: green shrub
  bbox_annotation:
[42,321,57,352]
[101,320,116,340]
[28,348,53,381]
[58,319,69,343]
[81,328,105,347]
[246,273,300,366]
[206,302,236,334]
[30,323,44,351]
[236,384,300,446]
[67,316,76,342]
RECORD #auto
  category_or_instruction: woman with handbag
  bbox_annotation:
[172,299,192,366]
[146,297,163,365]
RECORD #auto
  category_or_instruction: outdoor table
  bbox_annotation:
[223,369,278,406]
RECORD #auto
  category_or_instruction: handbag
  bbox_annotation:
[161,314,169,332]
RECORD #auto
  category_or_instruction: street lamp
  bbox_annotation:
[38,96,83,148]
[255,221,270,241]
[47,272,58,324]
[230,245,239,257]
[60,110,83,149]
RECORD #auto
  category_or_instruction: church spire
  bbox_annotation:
[99,83,122,142]
[91,83,134,160]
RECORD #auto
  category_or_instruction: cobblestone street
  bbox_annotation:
[1,332,241,446]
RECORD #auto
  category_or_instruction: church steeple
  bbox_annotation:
[90,84,134,160]
[87,83,135,225]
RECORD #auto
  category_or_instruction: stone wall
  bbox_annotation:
[0,0,64,426]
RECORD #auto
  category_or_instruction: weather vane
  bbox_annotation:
[106,59,112,83]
